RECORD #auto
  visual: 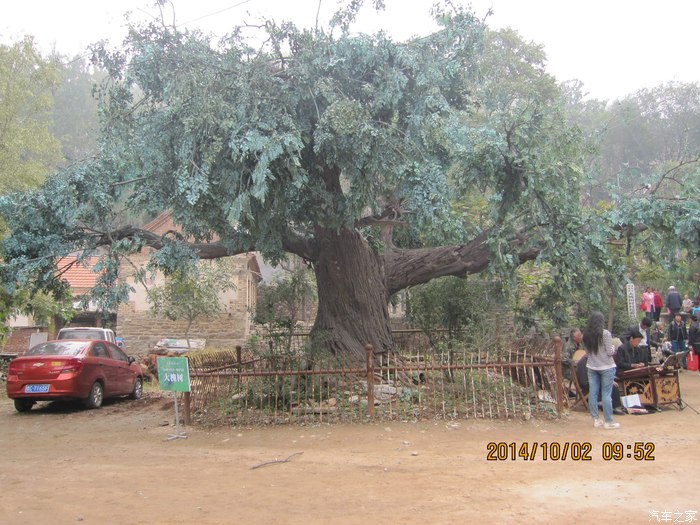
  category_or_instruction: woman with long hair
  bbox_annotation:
[582,311,620,429]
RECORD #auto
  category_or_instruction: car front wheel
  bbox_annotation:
[84,381,104,409]
[14,399,35,413]
[130,377,143,400]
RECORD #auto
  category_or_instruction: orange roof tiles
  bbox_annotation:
[57,256,102,295]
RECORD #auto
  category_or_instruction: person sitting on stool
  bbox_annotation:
[563,328,583,381]
[620,317,658,365]
[615,329,649,373]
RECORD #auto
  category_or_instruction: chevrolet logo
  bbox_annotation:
[32,363,45,368]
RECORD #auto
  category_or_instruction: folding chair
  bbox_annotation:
[568,361,588,411]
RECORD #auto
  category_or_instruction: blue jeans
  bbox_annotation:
[587,367,616,423]
[672,340,687,368]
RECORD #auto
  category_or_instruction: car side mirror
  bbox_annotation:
[128,356,136,365]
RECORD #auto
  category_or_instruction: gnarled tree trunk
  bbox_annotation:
[307,226,541,361]
[310,228,393,361]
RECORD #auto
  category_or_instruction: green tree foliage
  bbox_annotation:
[565,81,700,265]
[147,260,236,348]
[16,287,75,333]
[252,264,316,353]
[601,83,700,198]
[407,277,499,346]
[0,283,75,344]
[558,81,700,324]
[253,265,315,332]
[0,38,63,195]
[3,2,690,357]
[0,39,78,339]
[600,84,700,274]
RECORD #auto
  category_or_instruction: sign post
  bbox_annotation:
[157,357,191,440]
[626,283,637,321]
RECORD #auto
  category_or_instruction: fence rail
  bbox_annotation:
[252,328,443,356]
[183,337,565,426]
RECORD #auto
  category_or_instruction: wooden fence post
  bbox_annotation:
[552,336,563,418]
[236,345,242,370]
[183,392,192,425]
[365,344,375,417]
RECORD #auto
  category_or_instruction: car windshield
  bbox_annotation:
[27,341,87,356]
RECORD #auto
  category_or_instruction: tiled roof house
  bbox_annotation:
[2,256,106,355]
[3,212,261,355]
[115,211,262,353]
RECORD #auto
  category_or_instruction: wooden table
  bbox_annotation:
[617,365,682,409]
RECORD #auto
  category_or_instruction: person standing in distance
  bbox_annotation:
[642,287,655,320]
[582,311,619,429]
[683,294,694,313]
[688,315,700,370]
[668,312,688,368]
[653,289,663,322]
[666,286,683,317]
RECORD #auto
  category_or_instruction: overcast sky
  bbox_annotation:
[2,0,699,101]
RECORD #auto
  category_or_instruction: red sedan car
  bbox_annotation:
[6,339,143,412]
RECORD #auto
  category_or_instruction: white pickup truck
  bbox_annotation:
[57,327,117,344]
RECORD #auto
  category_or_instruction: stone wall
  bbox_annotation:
[116,307,251,355]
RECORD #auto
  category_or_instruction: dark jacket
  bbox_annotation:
[668,321,688,342]
[562,339,582,380]
[666,291,683,311]
[615,341,648,373]
[620,324,658,349]
[576,355,589,389]
[689,322,700,350]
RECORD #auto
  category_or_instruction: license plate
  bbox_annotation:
[25,384,50,393]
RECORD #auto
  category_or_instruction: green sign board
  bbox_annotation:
[157,357,191,392]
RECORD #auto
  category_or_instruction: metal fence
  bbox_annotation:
[183,336,565,426]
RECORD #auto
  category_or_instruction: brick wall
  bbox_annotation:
[3,327,41,356]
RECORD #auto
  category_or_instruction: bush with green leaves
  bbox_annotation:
[252,265,316,353]
[407,277,503,347]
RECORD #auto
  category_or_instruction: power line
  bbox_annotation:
[180,0,254,27]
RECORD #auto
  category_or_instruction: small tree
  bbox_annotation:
[407,276,499,347]
[147,260,236,349]
[0,288,73,345]
[252,264,316,354]
[22,290,75,338]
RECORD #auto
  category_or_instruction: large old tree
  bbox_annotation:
[1,4,601,359]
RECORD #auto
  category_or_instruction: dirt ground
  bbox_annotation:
[1,372,698,525]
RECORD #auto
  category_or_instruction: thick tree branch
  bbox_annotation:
[95,226,246,259]
[282,233,318,262]
[384,231,539,294]
[93,225,318,262]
